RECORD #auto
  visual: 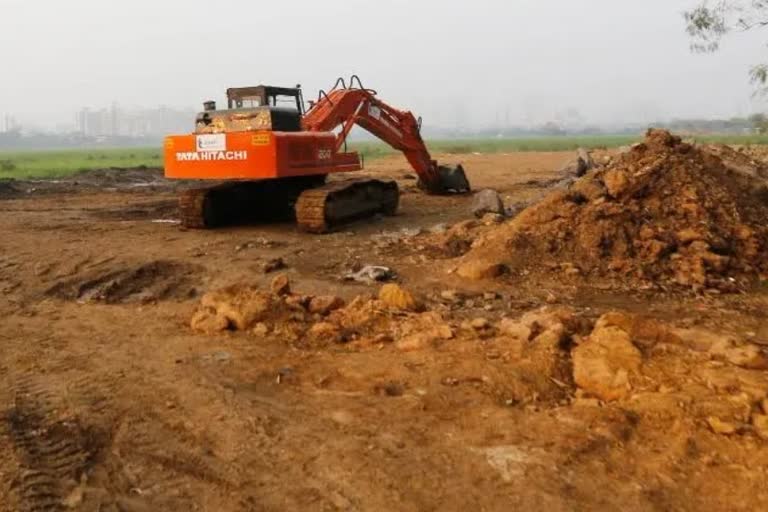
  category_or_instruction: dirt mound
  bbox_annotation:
[459,129,768,291]
[190,277,453,348]
[47,260,200,303]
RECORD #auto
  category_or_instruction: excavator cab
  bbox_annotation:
[195,85,304,134]
[226,85,303,112]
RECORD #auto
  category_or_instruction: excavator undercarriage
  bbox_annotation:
[294,179,399,233]
[178,176,399,232]
[164,76,469,232]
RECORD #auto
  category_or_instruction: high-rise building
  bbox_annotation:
[76,105,195,137]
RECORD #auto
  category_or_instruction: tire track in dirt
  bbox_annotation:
[0,255,22,296]
[117,410,240,494]
[45,260,201,304]
[4,374,108,512]
[2,351,240,510]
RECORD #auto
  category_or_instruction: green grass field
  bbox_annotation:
[352,134,768,159]
[353,135,641,159]
[0,148,163,179]
[2,134,768,179]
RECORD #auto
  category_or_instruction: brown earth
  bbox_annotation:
[458,130,768,292]
[1,149,768,511]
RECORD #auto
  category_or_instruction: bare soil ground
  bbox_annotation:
[1,150,768,511]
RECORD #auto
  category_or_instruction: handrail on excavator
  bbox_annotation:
[349,75,364,90]
[349,75,377,95]
[316,89,334,106]
[331,77,347,91]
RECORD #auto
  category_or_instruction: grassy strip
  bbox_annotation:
[2,134,768,179]
[353,134,768,159]
[0,148,162,179]
[351,135,640,159]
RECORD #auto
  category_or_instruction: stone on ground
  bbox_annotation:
[270,274,291,296]
[199,286,276,331]
[471,189,505,218]
[379,283,422,311]
[190,308,230,334]
[572,315,642,401]
[456,259,507,280]
[309,295,346,315]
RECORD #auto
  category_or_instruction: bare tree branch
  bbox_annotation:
[685,1,768,88]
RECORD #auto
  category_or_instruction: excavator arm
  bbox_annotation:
[302,79,470,194]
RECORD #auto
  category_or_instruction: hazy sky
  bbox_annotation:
[2,0,767,130]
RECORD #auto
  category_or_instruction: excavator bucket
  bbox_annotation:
[436,164,471,194]
[417,164,471,194]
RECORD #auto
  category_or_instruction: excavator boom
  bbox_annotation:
[302,80,469,194]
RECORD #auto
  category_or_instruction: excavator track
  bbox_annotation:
[295,179,399,233]
[179,187,213,228]
[178,176,326,229]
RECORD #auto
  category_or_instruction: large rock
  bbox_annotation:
[572,316,642,401]
[498,306,579,341]
[308,295,346,315]
[456,259,507,280]
[560,159,586,178]
[328,295,379,330]
[198,286,276,331]
[753,414,768,440]
[307,321,341,342]
[190,308,230,334]
[270,274,291,296]
[570,177,606,201]
[577,148,596,171]
[396,324,454,352]
[262,257,286,273]
[481,212,505,226]
[603,169,630,198]
[595,311,679,351]
[471,189,505,218]
[560,148,596,178]
[707,417,737,435]
[674,328,768,370]
[494,307,581,401]
[446,219,478,238]
[379,284,422,311]
[394,311,453,351]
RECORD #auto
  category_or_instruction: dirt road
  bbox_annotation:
[1,151,767,511]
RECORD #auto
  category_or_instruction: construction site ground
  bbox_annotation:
[1,150,768,511]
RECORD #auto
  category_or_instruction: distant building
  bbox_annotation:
[76,104,195,138]
[2,114,20,133]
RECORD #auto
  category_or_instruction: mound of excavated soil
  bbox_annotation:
[459,129,768,291]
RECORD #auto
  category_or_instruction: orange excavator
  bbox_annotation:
[164,76,470,232]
